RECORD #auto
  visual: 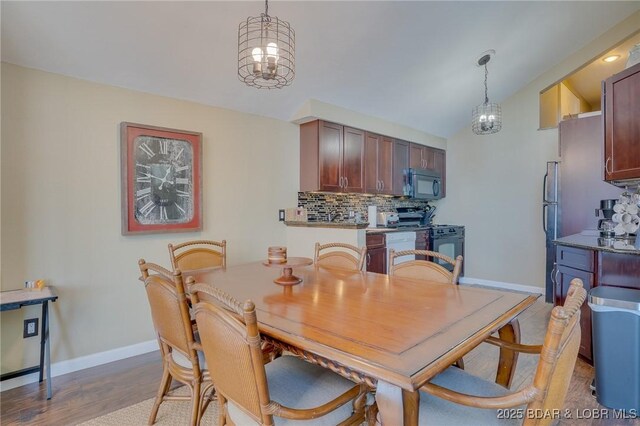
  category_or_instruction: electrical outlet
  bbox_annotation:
[278,209,285,221]
[23,318,38,338]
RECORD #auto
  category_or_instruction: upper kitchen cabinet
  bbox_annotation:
[300,120,365,193]
[433,148,446,197]
[603,62,640,183]
[364,132,394,195]
[409,143,430,169]
[392,140,410,195]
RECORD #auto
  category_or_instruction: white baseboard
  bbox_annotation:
[0,339,157,392]
[459,276,545,296]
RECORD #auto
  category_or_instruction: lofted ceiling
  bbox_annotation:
[2,1,639,138]
[565,33,640,109]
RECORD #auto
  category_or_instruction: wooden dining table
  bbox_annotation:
[185,261,538,425]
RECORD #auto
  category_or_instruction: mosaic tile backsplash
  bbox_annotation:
[298,192,433,222]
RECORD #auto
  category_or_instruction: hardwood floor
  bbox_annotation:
[0,300,635,425]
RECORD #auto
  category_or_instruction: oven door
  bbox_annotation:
[430,235,464,274]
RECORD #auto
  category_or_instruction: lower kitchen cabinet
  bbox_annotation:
[556,264,593,362]
[555,245,595,363]
[554,243,640,365]
[366,233,386,274]
[598,251,640,290]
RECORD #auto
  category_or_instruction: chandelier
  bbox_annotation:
[238,0,295,89]
[472,51,502,135]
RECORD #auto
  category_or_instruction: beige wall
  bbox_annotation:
[0,63,299,372]
[437,11,640,288]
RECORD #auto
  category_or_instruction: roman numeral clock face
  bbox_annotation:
[133,136,194,225]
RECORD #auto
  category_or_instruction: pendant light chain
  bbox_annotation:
[265,0,269,17]
[484,63,489,105]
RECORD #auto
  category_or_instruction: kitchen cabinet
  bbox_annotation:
[364,132,394,195]
[300,120,365,193]
[603,62,640,182]
[598,251,640,290]
[433,148,446,197]
[415,230,429,260]
[392,140,409,196]
[366,233,386,274]
[554,245,595,363]
[410,143,430,169]
[300,120,445,196]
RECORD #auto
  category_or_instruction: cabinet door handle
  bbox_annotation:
[367,253,371,266]
[339,176,343,188]
[381,180,384,190]
[605,156,612,175]
[344,177,348,188]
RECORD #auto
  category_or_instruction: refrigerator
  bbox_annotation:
[543,114,623,302]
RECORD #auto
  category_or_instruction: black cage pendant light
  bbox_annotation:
[472,51,502,135]
[238,0,295,89]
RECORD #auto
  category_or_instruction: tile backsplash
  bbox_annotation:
[298,192,432,222]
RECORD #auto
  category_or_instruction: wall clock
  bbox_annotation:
[120,122,202,235]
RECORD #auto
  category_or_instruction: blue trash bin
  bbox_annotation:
[588,286,640,411]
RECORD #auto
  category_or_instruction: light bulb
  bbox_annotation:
[479,115,487,123]
[488,114,495,122]
[251,47,263,62]
[266,42,279,60]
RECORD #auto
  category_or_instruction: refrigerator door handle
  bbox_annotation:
[543,204,548,234]
[543,170,549,203]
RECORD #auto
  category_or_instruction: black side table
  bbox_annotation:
[0,287,58,399]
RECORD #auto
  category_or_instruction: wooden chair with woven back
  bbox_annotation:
[388,249,463,285]
[314,242,367,271]
[138,260,214,426]
[367,278,588,425]
[188,279,369,425]
[168,239,227,272]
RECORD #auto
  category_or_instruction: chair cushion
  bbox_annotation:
[172,349,207,371]
[228,355,359,425]
[419,367,521,425]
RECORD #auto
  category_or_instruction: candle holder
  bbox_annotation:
[262,257,312,286]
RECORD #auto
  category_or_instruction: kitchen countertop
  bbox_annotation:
[555,233,640,255]
[284,221,369,229]
[366,226,432,233]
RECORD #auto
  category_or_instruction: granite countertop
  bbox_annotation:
[284,221,369,229]
[555,233,640,255]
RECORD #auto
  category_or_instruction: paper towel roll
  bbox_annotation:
[368,205,377,227]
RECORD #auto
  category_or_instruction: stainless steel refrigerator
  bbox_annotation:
[543,114,623,302]
[543,161,559,303]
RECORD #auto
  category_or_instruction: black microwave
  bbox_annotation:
[403,168,442,200]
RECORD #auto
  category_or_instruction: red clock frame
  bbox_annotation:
[120,122,202,235]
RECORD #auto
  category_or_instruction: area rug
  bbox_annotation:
[79,386,219,425]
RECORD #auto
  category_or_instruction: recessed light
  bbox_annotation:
[603,55,621,63]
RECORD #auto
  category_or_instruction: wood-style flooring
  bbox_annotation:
[0,300,635,425]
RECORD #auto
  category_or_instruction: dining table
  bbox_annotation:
[185,260,539,425]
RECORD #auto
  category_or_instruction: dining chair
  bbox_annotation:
[388,249,463,285]
[314,242,367,271]
[189,279,368,425]
[138,260,214,426]
[368,278,587,426]
[168,239,227,271]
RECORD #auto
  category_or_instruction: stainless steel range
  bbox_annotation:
[428,225,465,274]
